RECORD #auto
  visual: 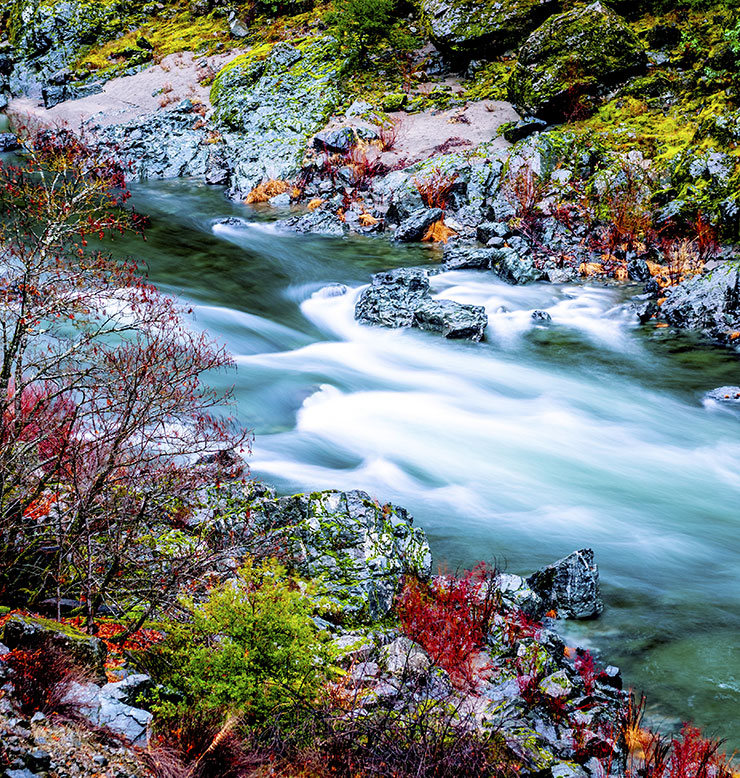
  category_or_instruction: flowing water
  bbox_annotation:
[128,178,740,748]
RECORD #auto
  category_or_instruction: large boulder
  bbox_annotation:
[210,38,343,199]
[2,615,107,684]
[96,102,210,180]
[239,489,433,622]
[418,0,559,54]
[526,548,603,619]
[6,0,126,94]
[64,680,151,745]
[394,207,444,242]
[355,268,432,328]
[661,263,740,338]
[507,2,647,120]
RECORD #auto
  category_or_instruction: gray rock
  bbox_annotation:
[66,681,151,746]
[204,144,231,186]
[282,209,346,237]
[419,0,559,53]
[508,2,648,120]
[627,258,651,282]
[355,268,431,328]
[551,763,589,778]
[538,670,573,699]
[0,133,20,152]
[379,637,432,677]
[211,38,344,198]
[527,549,604,619]
[501,117,549,143]
[331,634,375,665]
[477,221,510,243]
[531,310,552,322]
[97,104,210,181]
[101,674,154,709]
[2,615,107,684]
[244,489,432,621]
[414,298,488,341]
[705,386,740,404]
[5,769,43,778]
[394,207,443,242]
[442,247,497,271]
[313,127,357,153]
[491,247,547,284]
[661,263,740,336]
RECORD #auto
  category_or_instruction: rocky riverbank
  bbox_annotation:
[2,0,739,350]
[1,483,634,778]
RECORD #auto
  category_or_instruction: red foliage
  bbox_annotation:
[3,645,89,717]
[413,167,459,211]
[396,564,499,691]
[575,649,597,695]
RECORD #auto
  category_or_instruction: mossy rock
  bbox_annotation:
[417,0,559,54]
[507,1,647,120]
[2,614,108,684]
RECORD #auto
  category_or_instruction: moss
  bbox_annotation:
[463,60,515,102]
[209,43,274,104]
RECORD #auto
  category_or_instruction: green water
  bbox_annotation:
[128,178,740,747]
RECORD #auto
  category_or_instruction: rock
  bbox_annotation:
[496,573,545,618]
[5,769,43,778]
[414,299,488,341]
[627,258,651,282]
[381,92,407,112]
[531,310,551,322]
[313,127,357,153]
[96,103,210,181]
[65,681,151,745]
[331,634,375,665]
[204,144,231,186]
[527,549,604,619]
[633,298,658,323]
[355,268,431,328]
[210,38,344,199]
[539,670,573,699]
[551,763,589,778]
[704,386,740,404]
[491,247,547,284]
[282,209,346,237]
[477,221,510,243]
[23,750,51,772]
[0,133,21,152]
[379,637,432,677]
[661,263,740,337]
[508,2,648,120]
[2,615,107,684]
[394,207,444,242]
[442,246,497,270]
[501,117,549,143]
[244,489,432,621]
[419,0,559,54]
[228,12,249,38]
[101,674,155,709]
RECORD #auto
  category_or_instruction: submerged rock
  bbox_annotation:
[527,548,604,619]
[508,2,647,120]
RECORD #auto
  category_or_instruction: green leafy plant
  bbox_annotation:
[148,557,333,727]
[326,0,400,58]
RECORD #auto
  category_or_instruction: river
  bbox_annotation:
[129,177,740,748]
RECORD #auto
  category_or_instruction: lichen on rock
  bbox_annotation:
[507,1,647,120]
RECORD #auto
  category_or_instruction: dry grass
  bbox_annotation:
[423,219,457,243]
[246,179,290,204]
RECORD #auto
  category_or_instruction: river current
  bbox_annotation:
[129,178,740,748]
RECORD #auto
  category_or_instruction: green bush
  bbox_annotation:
[148,558,333,727]
[326,0,400,56]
